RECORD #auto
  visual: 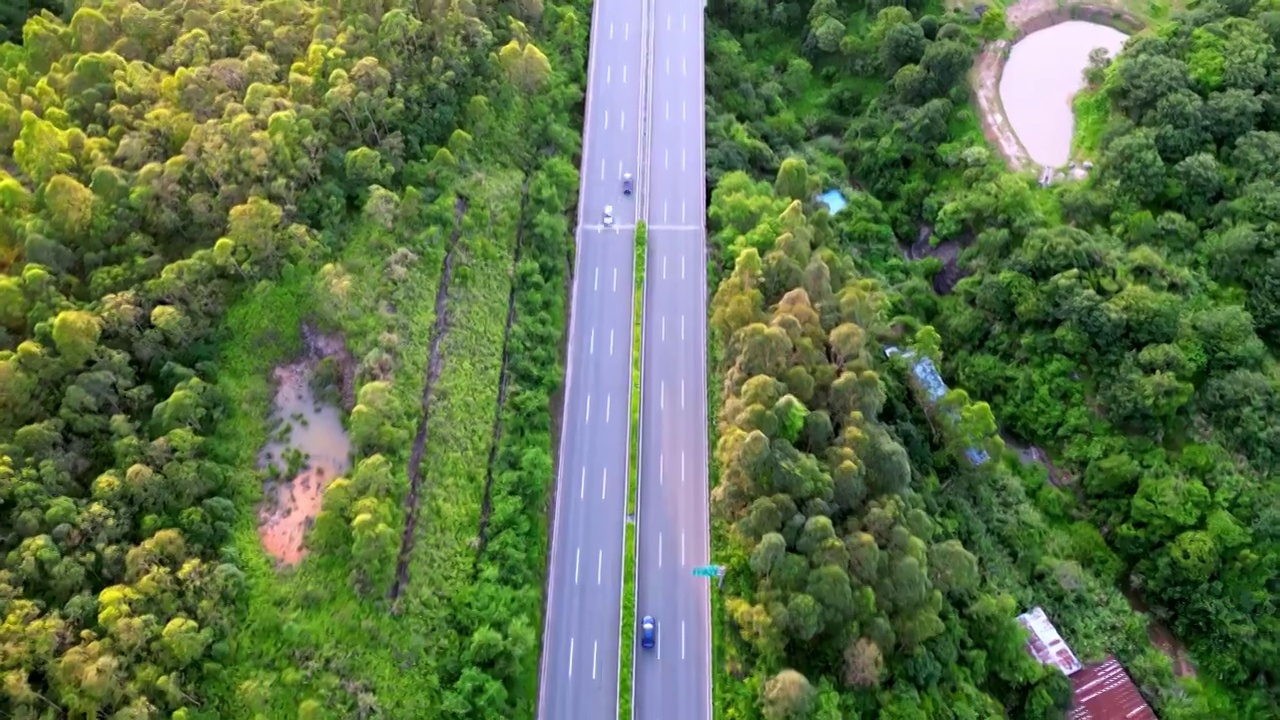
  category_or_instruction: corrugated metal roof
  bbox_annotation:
[882,346,991,465]
[1068,656,1158,720]
[1017,607,1084,676]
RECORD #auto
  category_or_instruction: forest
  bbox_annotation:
[3,0,1279,716]
[1,0,582,717]
[705,0,1278,717]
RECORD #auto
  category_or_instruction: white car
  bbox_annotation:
[603,205,614,226]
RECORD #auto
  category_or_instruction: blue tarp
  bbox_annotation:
[885,346,991,465]
[819,189,847,214]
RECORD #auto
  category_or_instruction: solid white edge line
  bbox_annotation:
[698,10,714,720]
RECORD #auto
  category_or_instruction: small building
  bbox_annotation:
[1018,606,1083,676]
[1017,607,1158,720]
[1069,657,1158,720]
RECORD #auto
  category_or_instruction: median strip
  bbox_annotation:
[619,220,646,720]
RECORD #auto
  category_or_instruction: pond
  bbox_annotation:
[999,21,1129,167]
[258,357,352,565]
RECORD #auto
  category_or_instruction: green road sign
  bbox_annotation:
[692,565,723,578]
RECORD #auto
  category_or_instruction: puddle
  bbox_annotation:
[257,333,353,565]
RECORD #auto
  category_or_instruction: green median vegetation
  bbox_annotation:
[619,219,646,720]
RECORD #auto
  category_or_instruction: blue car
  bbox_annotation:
[641,615,655,649]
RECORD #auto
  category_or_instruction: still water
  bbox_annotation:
[999,21,1129,167]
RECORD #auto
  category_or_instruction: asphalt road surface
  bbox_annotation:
[631,0,712,717]
[535,0,647,716]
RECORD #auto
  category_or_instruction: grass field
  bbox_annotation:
[394,171,523,702]
[206,174,523,716]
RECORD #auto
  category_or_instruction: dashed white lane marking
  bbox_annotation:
[682,532,686,566]
[682,379,685,408]
[618,160,622,179]
[601,467,608,500]
[604,111,609,129]
[575,548,580,584]
[580,467,585,498]
[600,159,605,180]
[662,316,666,341]
[610,22,614,39]
[665,148,669,169]
[667,13,671,30]
[607,66,611,84]
[660,453,664,485]
[625,23,629,40]
[663,255,667,279]
[682,451,686,483]
[590,329,595,354]
[681,315,685,339]
[568,638,574,678]
[623,66,628,83]
[682,255,686,279]
[613,267,618,292]
[594,267,599,291]
[585,395,590,423]
[681,622,686,660]
[593,641,598,680]
[683,56,686,76]
[683,14,687,31]
[606,394,611,423]
[682,148,686,170]
[621,112,625,131]
[661,382,665,410]
[682,102,686,120]
[597,550,603,584]
[610,329,615,355]
[682,202,686,224]
[666,57,669,75]
[666,102,669,120]
[659,532,663,568]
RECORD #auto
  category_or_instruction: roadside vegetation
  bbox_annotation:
[0,0,584,718]
[705,0,1278,717]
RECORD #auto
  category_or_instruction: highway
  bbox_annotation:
[630,0,712,717]
[535,0,647,715]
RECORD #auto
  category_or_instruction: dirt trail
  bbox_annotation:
[971,0,1144,169]
[475,175,532,557]
[389,196,467,601]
